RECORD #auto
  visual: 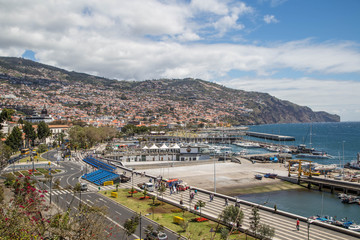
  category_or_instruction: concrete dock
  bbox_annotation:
[246,131,295,141]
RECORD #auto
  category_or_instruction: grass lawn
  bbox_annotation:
[100,189,256,240]
[19,156,48,163]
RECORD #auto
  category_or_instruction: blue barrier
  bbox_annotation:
[82,169,119,185]
[82,155,116,172]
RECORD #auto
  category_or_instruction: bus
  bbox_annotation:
[21,148,30,155]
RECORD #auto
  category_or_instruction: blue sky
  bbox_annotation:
[0,0,359,121]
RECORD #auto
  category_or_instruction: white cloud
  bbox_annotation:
[225,77,360,121]
[0,0,360,120]
[264,14,279,24]
[190,0,229,15]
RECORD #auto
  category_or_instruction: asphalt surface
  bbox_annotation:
[41,150,179,240]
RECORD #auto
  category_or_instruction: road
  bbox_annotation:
[42,150,180,240]
[41,150,360,240]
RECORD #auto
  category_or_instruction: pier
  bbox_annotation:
[279,176,360,195]
[245,131,295,141]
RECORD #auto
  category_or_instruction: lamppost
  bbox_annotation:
[214,157,216,193]
[139,212,152,240]
[48,161,52,204]
[31,149,34,172]
[131,170,134,190]
[307,218,313,240]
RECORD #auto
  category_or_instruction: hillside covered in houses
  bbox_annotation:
[0,57,339,128]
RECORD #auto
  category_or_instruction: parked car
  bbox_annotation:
[145,231,168,240]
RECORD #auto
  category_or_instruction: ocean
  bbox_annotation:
[246,121,360,165]
[235,122,360,223]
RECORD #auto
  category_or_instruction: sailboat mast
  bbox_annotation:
[309,123,312,149]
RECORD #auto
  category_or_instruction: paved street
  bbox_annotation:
[41,150,181,240]
[39,150,360,240]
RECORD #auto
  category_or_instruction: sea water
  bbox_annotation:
[246,121,360,164]
[235,122,360,223]
[239,189,360,223]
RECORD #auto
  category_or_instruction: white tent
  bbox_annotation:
[142,145,148,150]
[160,143,168,149]
[171,143,180,149]
[149,144,159,150]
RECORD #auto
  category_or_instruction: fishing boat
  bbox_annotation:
[255,174,263,180]
[264,173,278,179]
[341,195,360,204]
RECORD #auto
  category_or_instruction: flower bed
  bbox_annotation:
[128,191,138,194]
[194,217,208,222]
[139,196,150,200]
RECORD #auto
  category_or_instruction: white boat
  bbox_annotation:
[220,146,232,150]
[266,145,280,152]
[348,224,360,232]
[345,153,360,170]
[235,142,261,148]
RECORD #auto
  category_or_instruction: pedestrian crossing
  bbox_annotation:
[43,185,116,196]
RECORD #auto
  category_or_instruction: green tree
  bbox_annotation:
[143,189,148,198]
[0,108,15,122]
[151,195,157,205]
[145,224,154,239]
[18,117,24,124]
[158,184,166,202]
[250,206,261,237]
[23,121,36,147]
[220,227,229,240]
[5,126,23,151]
[0,108,15,138]
[258,223,275,240]
[37,121,51,142]
[0,142,12,170]
[123,214,140,239]
[37,143,48,153]
[221,205,244,226]
[196,200,206,217]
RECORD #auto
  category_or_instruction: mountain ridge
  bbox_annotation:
[0,56,340,125]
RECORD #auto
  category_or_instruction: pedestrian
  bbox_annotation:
[225,198,228,206]
[274,204,277,212]
[209,194,212,202]
[296,218,300,231]
[194,189,198,195]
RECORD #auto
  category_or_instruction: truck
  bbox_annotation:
[137,182,154,192]
[178,182,189,191]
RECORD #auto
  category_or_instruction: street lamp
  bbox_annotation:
[214,157,216,193]
[139,212,152,240]
[307,218,313,240]
[31,149,34,172]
